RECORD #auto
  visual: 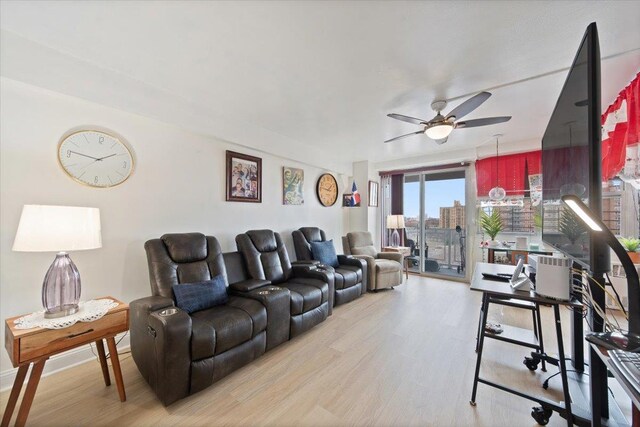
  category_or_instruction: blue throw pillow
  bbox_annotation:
[310,240,339,268]
[172,275,228,314]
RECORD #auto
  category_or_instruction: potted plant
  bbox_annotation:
[559,210,586,252]
[480,209,503,245]
[619,237,640,264]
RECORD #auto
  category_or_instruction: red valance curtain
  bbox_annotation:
[476,74,640,196]
[602,73,640,181]
[475,150,541,198]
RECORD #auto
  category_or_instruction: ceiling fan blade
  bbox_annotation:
[445,92,491,120]
[455,116,512,128]
[387,113,429,125]
[384,131,424,143]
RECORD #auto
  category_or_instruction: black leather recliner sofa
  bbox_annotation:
[236,229,333,336]
[292,227,367,306]
[130,231,332,406]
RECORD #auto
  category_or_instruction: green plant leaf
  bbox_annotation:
[619,237,640,252]
[480,209,503,241]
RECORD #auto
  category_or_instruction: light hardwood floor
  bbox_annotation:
[0,275,630,426]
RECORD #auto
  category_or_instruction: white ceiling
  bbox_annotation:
[1,1,639,173]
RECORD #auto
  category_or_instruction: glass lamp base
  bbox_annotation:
[390,229,400,247]
[44,304,79,319]
[42,252,81,318]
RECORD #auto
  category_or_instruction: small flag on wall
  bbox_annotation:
[351,181,361,206]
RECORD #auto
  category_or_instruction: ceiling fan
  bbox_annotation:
[385,91,511,144]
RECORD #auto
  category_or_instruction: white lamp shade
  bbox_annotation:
[13,205,102,252]
[386,214,405,229]
[425,123,454,140]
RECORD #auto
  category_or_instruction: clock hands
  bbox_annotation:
[69,151,118,161]
[69,150,99,161]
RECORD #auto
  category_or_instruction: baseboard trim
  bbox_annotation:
[0,333,130,392]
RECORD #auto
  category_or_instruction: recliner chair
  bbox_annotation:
[130,233,268,406]
[342,231,403,291]
[292,227,366,306]
[236,229,332,337]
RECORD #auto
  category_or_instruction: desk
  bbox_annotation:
[382,246,411,280]
[2,297,129,427]
[470,263,583,426]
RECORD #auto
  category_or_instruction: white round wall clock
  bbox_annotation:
[57,129,135,188]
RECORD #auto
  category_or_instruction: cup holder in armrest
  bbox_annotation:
[158,308,179,316]
[256,286,282,295]
[258,286,282,295]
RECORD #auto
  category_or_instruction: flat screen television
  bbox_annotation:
[541,22,609,274]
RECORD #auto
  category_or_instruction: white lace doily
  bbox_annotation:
[14,299,119,330]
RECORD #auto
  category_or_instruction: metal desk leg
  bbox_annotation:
[475,297,485,353]
[553,304,573,427]
[536,303,546,371]
[471,293,490,405]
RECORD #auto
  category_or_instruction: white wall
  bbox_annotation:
[348,160,381,248]
[0,78,349,377]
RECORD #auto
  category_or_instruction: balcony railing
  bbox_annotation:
[405,225,464,275]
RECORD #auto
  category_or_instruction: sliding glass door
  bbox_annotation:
[404,170,467,279]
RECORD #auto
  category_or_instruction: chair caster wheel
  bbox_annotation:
[469,400,476,406]
[531,406,552,425]
[524,356,539,371]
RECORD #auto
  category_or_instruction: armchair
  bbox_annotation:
[342,231,403,291]
[236,229,332,337]
[292,227,366,306]
[130,233,267,406]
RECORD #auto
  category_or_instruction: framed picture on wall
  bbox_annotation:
[226,150,262,203]
[343,194,353,207]
[368,180,379,207]
[283,166,304,205]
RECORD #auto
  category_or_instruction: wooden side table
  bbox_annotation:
[382,246,411,280]
[2,296,129,427]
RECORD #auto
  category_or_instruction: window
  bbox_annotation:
[478,180,623,236]
[479,199,535,234]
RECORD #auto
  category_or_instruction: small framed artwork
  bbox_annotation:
[283,166,304,205]
[368,180,379,207]
[226,150,262,203]
[511,251,528,265]
[343,194,353,207]
[493,250,510,264]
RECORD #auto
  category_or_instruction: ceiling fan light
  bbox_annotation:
[489,186,506,201]
[425,123,454,140]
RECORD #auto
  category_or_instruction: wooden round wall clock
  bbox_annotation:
[316,173,338,207]
[58,129,134,188]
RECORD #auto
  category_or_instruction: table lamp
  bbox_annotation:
[12,205,102,318]
[387,214,405,247]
